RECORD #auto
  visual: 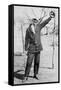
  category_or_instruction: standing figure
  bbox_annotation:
[24,11,55,81]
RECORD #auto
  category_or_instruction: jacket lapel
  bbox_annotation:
[28,26,35,40]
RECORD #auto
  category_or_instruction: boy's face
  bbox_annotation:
[32,23,35,26]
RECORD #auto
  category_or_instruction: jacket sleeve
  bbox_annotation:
[39,17,51,30]
[25,29,29,51]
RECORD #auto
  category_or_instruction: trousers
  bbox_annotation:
[25,52,40,77]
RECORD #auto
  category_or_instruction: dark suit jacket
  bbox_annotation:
[25,17,51,53]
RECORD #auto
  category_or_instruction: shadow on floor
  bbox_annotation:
[14,70,33,80]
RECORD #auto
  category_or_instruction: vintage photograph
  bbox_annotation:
[14,5,59,85]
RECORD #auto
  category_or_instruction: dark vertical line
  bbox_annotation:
[8,5,14,86]
[12,5,14,85]
[58,7,60,83]
[8,5,9,85]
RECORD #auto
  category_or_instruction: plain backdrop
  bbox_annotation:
[0,0,61,89]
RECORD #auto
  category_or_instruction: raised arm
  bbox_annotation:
[40,16,51,29]
[38,11,55,30]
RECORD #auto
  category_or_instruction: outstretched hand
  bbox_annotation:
[49,11,55,18]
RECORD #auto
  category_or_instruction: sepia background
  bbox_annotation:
[14,6,58,84]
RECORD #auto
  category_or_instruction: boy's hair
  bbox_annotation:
[32,18,38,23]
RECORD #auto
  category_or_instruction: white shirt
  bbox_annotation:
[31,24,35,34]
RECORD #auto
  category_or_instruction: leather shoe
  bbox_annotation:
[22,77,28,82]
[33,76,39,80]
